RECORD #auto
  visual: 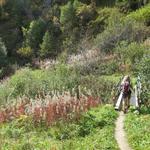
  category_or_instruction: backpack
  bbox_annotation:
[123,81,130,93]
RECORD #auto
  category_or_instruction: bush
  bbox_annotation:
[76,3,97,27]
[94,11,149,53]
[127,4,150,25]
[89,8,117,37]
[137,55,150,81]
[115,41,147,65]
[80,75,116,103]
[75,58,119,76]
[136,55,150,108]
[17,46,33,58]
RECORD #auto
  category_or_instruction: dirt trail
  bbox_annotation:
[115,112,132,150]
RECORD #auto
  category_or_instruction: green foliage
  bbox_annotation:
[127,4,150,25]
[40,31,56,58]
[0,65,79,103]
[80,75,116,103]
[17,46,33,58]
[23,18,46,53]
[115,41,147,65]
[76,59,119,76]
[76,3,97,26]
[95,9,149,54]
[116,0,149,13]
[60,1,77,29]
[89,8,117,36]
[0,65,121,104]
[0,105,119,150]
[0,37,7,66]
[0,37,6,56]
[78,105,118,137]
[60,1,80,54]
[125,112,150,150]
[136,55,150,107]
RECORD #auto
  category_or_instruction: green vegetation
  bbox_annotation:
[127,4,150,25]
[0,105,119,150]
[0,37,7,66]
[0,65,79,104]
[0,66,119,105]
[125,108,150,150]
[0,0,150,149]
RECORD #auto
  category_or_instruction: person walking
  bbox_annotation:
[121,75,132,113]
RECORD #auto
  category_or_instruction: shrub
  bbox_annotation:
[136,55,150,108]
[137,55,150,81]
[17,46,33,58]
[115,41,147,65]
[127,4,150,25]
[76,3,97,27]
[80,76,115,103]
[89,8,117,37]
[95,12,149,54]
[75,58,119,76]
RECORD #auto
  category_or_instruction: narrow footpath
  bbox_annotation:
[115,112,132,150]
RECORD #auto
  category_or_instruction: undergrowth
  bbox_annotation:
[125,107,150,150]
[0,105,119,150]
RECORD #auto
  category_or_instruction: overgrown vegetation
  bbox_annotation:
[0,105,119,150]
[125,108,150,150]
[0,0,150,149]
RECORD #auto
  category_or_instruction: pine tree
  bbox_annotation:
[40,31,55,58]
[60,1,77,30]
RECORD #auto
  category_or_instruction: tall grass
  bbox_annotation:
[0,91,100,125]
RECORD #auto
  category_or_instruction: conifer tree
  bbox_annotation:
[40,31,55,58]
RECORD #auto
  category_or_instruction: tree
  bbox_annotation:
[0,37,7,67]
[60,1,77,30]
[40,31,55,58]
[23,18,46,55]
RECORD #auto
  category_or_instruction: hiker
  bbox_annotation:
[121,75,132,113]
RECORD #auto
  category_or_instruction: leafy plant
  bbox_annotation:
[125,112,150,150]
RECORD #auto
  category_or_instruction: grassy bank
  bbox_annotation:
[125,108,150,150]
[0,105,119,150]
